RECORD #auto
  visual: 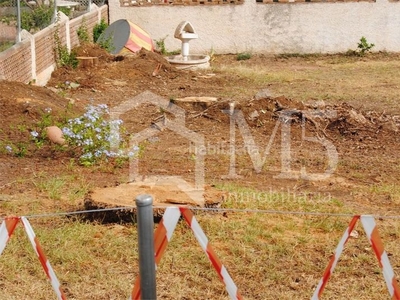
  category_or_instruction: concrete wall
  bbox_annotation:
[109,0,400,54]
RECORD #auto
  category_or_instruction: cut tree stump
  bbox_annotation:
[82,176,227,222]
[77,56,98,68]
[174,96,218,109]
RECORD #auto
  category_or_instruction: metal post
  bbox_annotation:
[53,0,58,23]
[136,194,157,300]
[16,0,21,43]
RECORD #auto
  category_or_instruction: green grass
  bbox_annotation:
[33,174,66,200]
[236,52,252,61]
[369,183,400,204]
[0,41,13,52]
[0,198,399,299]
[215,182,352,215]
[213,53,400,113]
[30,172,91,203]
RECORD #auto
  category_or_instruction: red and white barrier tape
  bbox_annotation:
[311,215,359,300]
[360,215,400,299]
[3,212,397,299]
[0,217,66,300]
[313,215,400,300]
[131,207,242,300]
[131,207,181,300]
[21,217,66,300]
[0,217,19,255]
[180,207,243,300]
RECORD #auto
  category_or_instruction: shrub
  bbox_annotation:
[21,5,53,32]
[62,104,138,166]
[357,36,375,55]
[54,25,78,68]
[77,21,90,44]
[237,52,252,61]
[93,18,108,42]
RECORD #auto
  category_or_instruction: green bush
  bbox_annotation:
[357,36,375,55]
[77,21,90,44]
[21,5,53,32]
[93,18,108,42]
[237,52,252,61]
[54,26,78,68]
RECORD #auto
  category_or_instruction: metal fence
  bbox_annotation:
[0,0,106,51]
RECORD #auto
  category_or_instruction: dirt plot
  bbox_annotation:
[0,45,400,299]
[0,46,399,214]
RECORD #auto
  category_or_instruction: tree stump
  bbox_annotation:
[77,56,98,68]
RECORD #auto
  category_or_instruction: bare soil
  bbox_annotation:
[1,45,399,217]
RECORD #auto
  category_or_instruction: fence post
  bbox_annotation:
[16,0,21,42]
[135,194,157,300]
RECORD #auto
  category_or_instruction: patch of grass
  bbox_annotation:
[154,36,180,56]
[214,53,400,113]
[370,183,400,203]
[0,204,399,299]
[236,52,252,61]
[215,182,351,215]
[67,177,92,202]
[29,172,91,203]
[276,52,321,59]
[0,218,138,299]
[0,41,14,52]
[32,174,66,200]
[216,64,295,85]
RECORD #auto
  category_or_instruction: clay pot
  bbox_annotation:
[45,126,65,145]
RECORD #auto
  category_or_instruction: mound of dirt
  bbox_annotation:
[235,96,400,138]
[0,80,72,143]
[48,47,179,91]
[73,42,114,62]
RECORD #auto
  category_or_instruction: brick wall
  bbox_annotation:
[0,5,108,84]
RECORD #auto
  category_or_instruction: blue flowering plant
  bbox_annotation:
[30,107,54,149]
[1,143,27,157]
[62,104,138,166]
[30,129,45,148]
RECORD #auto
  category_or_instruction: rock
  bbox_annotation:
[349,109,367,124]
[45,126,65,145]
[248,110,259,121]
[255,88,273,100]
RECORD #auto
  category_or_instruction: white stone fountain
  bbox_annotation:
[167,21,210,70]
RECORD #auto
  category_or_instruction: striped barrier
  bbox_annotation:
[0,217,19,255]
[360,216,400,299]
[1,212,398,299]
[131,207,243,300]
[0,217,66,300]
[312,215,400,299]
